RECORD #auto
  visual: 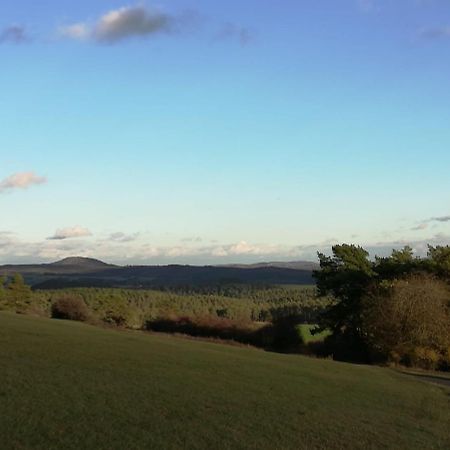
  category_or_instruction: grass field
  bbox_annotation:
[297,324,331,344]
[1,312,449,449]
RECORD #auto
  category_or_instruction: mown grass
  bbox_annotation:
[1,312,449,449]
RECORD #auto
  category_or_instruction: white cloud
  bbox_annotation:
[211,247,228,257]
[59,5,193,44]
[95,5,171,42]
[0,172,47,193]
[48,226,92,240]
[227,241,280,256]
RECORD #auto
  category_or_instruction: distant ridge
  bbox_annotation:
[217,261,319,271]
[0,257,316,289]
[49,257,116,269]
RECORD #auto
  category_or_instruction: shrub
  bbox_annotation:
[51,295,89,322]
[102,303,133,327]
[146,314,313,352]
[147,315,266,346]
[408,347,441,371]
[362,274,450,368]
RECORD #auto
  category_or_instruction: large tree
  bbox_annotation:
[314,244,375,336]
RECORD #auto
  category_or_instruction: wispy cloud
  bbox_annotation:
[0,25,30,44]
[0,172,47,193]
[410,214,450,231]
[411,223,428,231]
[109,232,140,243]
[181,236,203,243]
[215,23,253,46]
[419,26,450,40]
[59,5,198,44]
[60,23,90,41]
[430,215,450,222]
[48,226,92,241]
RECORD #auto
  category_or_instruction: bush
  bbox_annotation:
[362,275,450,368]
[408,347,441,371]
[146,315,259,343]
[102,303,133,327]
[51,295,89,322]
[146,314,312,352]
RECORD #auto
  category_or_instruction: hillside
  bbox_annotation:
[0,257,316,289]
[0,257,117,275]
[0,312,449,449]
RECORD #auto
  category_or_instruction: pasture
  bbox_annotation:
[1,312,449,449]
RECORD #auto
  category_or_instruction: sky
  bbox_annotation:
[0,0,449,264]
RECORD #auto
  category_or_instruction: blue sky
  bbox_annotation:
[0,0,449,264]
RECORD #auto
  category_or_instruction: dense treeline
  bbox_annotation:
[0,281,331,351]
[315,244,450,369]
[0,281,328,329]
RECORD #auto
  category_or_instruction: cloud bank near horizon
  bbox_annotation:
[1,230,449,266]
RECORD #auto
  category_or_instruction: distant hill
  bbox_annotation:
[0,257,117,276]
[0,257,317,289]
[49,257,117,270]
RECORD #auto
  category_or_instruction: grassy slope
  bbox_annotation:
[0,313,449,450]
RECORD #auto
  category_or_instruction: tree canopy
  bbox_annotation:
[314,244,450,366]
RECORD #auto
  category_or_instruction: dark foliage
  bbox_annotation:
[146,314,309,352]
[315,244,450,365]
[51,295,89,322]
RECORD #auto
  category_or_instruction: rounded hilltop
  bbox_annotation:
[50,257,116,269]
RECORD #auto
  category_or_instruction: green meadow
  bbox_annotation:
[296,324,331,344]
[1,312,449,450]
